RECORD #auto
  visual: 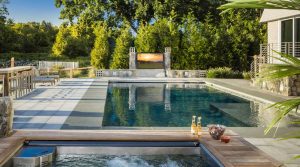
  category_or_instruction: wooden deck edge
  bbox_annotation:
[0,137,25,166]
[13,129,238,141]
[14,130,200,142]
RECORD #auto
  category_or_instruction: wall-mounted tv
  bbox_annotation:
[137,53,164,69]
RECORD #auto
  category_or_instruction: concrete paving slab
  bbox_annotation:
[13,79,109,130]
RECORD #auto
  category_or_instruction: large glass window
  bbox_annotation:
[296,18,300,42]
[281,19,293,42]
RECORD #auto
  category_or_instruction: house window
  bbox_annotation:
[281,19,293,42]
[296,18,300,42]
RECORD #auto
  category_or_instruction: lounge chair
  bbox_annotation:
[33,68,57,86]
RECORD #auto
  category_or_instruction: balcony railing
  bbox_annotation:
[260,42,300,64]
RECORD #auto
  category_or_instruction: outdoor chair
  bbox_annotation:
[38,68,60,84]
[33,68,56,86]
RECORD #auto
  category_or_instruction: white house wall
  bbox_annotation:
[267,21,282,64]
[268,21,279,44]
[261,9,300,23]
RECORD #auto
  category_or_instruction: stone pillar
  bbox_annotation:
[129,47,137,69]
[128,85,136,110]
[0,97,13,137]
[164,47,171,70]
[164,84,171,111]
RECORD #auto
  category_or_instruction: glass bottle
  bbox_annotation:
[197,116,202,136]
[191,116,197,135]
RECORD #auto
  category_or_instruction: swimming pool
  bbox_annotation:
[103,83,264,127]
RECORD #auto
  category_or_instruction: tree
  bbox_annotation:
[110,26,133,69]
[55,0,227,32]
[91,23,110,69]
[135,18,181,64]
[220,0,300,11]
[52,25,89,57]
[220,9,266,71]
[0,0,8,23]
[177,11,265,71]
[0,21,58,53]
[52,25,70,56]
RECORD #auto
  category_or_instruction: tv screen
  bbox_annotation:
[137,53,164,69]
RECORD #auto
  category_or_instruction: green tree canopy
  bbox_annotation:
[55,0,226,32]
[0,0,8,23]
[52,25,89,57]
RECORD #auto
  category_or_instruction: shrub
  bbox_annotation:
[88,68,96,78]
[242,71,252,80]
[206,67,243,78]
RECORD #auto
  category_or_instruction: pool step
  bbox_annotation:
[210,103,257,126]
[13,147,56,167]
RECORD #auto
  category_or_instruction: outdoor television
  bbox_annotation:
[137,53,164,69]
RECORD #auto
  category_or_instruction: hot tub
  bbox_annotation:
[6,141,223,167]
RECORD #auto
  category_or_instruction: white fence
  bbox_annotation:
[38,61,79,69]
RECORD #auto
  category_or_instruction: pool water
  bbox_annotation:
[54,154,209,167]
[103,83,262,127]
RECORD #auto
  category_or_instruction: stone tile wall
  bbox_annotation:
[0,97,13,137]
[254,75,300,96]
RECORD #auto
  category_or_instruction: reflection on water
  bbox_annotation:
[54,154,208,167]
[103,83,270,127]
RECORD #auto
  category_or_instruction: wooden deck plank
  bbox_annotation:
[200,135,283,167]
[0,136,25,167]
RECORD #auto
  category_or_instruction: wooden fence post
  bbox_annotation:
[70,69,73,78]
[10,57,14,68]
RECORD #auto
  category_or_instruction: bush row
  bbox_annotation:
[206,67,251,79]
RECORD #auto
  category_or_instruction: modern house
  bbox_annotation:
[252,10,300,96]
[260,9,300,64]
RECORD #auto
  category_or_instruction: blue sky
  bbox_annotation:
[7,0,63,26]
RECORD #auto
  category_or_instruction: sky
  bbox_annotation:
[7,0,63,26]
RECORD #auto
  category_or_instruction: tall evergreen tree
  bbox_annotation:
[110,26,133,69]
[52,25,70,57]
[91,23,110,69]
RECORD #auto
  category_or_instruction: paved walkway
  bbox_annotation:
[13,79,108,129]
[205,79,294,103]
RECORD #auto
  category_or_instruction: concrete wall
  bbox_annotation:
[96,69,207,78]
[96,69,165,78]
